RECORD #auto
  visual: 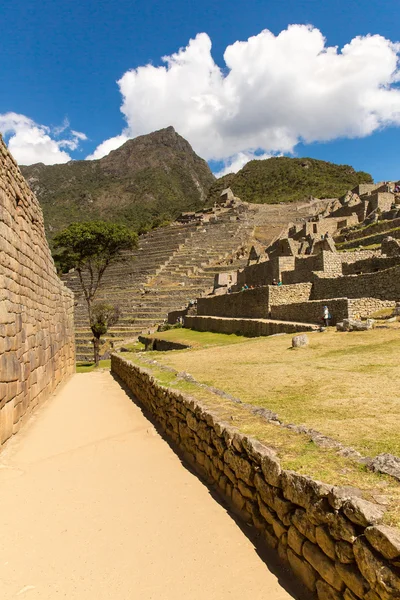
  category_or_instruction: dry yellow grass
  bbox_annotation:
[124,347,400,526]
[153,326,400,458]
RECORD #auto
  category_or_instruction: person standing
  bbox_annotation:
[322,305,331,327]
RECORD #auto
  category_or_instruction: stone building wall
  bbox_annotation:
[197,287,270,319]
[236,261,273,288]
[342,257,399,276]
[0,136,75,447]
[311,266,400,301]
[197,284,312,320]
[112,354,400,600]
[270,298,349,325]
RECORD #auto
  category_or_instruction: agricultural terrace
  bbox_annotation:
[123,324,400,526]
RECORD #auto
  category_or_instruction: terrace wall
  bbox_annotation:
[0,136,75,447]
[112,354,400,600]
[311,266,400,301]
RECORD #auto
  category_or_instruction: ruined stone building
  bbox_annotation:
[0,136,75,447]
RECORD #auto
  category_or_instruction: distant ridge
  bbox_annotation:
[207,156,373,205]
[21,127,215,240]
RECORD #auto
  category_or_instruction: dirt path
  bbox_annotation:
[0,372,298,600]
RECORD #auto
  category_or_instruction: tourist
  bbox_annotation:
[272,278,278,285]
[322,305,331,327]
[277,279,283,286]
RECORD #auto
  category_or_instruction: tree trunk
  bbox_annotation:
[93,336,101,367]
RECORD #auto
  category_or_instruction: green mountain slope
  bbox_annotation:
[21,127,215,241]
[207,157,372,205]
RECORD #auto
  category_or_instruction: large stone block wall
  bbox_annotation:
[197,284,312,320]
[269,283,312,307]
[312,266,400,301]
[112,354,400,600]
[271,298,349,325]
[197,287,270,319]
[0,136,75,446]
[237,261,273,288]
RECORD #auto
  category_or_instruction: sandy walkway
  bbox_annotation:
[0,372,298,600]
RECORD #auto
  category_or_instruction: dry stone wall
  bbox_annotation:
[112,354,400,600]
[312,266,400,301]
[271,298,349,325]
[197,284,312,321]
[184,315,316,336]
[197,287,270,319]
[0,136,75,447]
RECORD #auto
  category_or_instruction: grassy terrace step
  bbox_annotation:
[337,226,400,250]
[121,327,400,527]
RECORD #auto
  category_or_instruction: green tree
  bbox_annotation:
[54,221,138,364]
[90,302,121,366]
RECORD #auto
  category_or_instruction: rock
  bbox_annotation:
[292,508,317,543]
[316,526,336,560]
[343,589,359,600]
[328,513,357,543]
[281,471,332,510]
[328,486,363,510]
[368,453,400,481]
[365,525,400,560]
[287,548,318,592]
[335,562,370,598]
[335,541,355,564]
[292,334,309,348]
[342,318,374,332]
[316,580,343,600]
[224,449,254,486]
[302,541,344,591]
[260,448,282,487]
[354,536,400,597]
[343,497,385,527]
[288,525,306,555]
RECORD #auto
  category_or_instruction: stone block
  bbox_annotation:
[292,508,317,543]
[335,540,355,564]
[292,333,309,348]
[365,525,400,560]
[335,561,370,598]
[316,526,336,560]
[287,548,318,592]
[288,525,306,555]
[303,541,344,591]
[354,536,400,598]
[316,580,343,600]
[343,498,385,527]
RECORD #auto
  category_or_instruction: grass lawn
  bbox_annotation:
[123,331,400,526]
[148,326,400,459]
[138,328,250,349]
[76,360,111,373]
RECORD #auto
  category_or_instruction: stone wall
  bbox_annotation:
[197,284,312,320]
[236,261,273,288]
[347,298,395,319]
[271,299,349,325]
[184,315,317,336]
[342,257,399,276]
[112,354,400,600]
[269,283,312,307]
[197,287,270,319]
[0,136,75,447]
[312,266,400,301]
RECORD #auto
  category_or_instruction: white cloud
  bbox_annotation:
[85,133,128,160]
[90,25,400,169]
[0,112,87,165]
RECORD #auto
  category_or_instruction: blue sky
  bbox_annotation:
[1,0,399,181]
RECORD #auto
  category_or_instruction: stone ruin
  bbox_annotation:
[0,135,75,447]
[178,180,400,333]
